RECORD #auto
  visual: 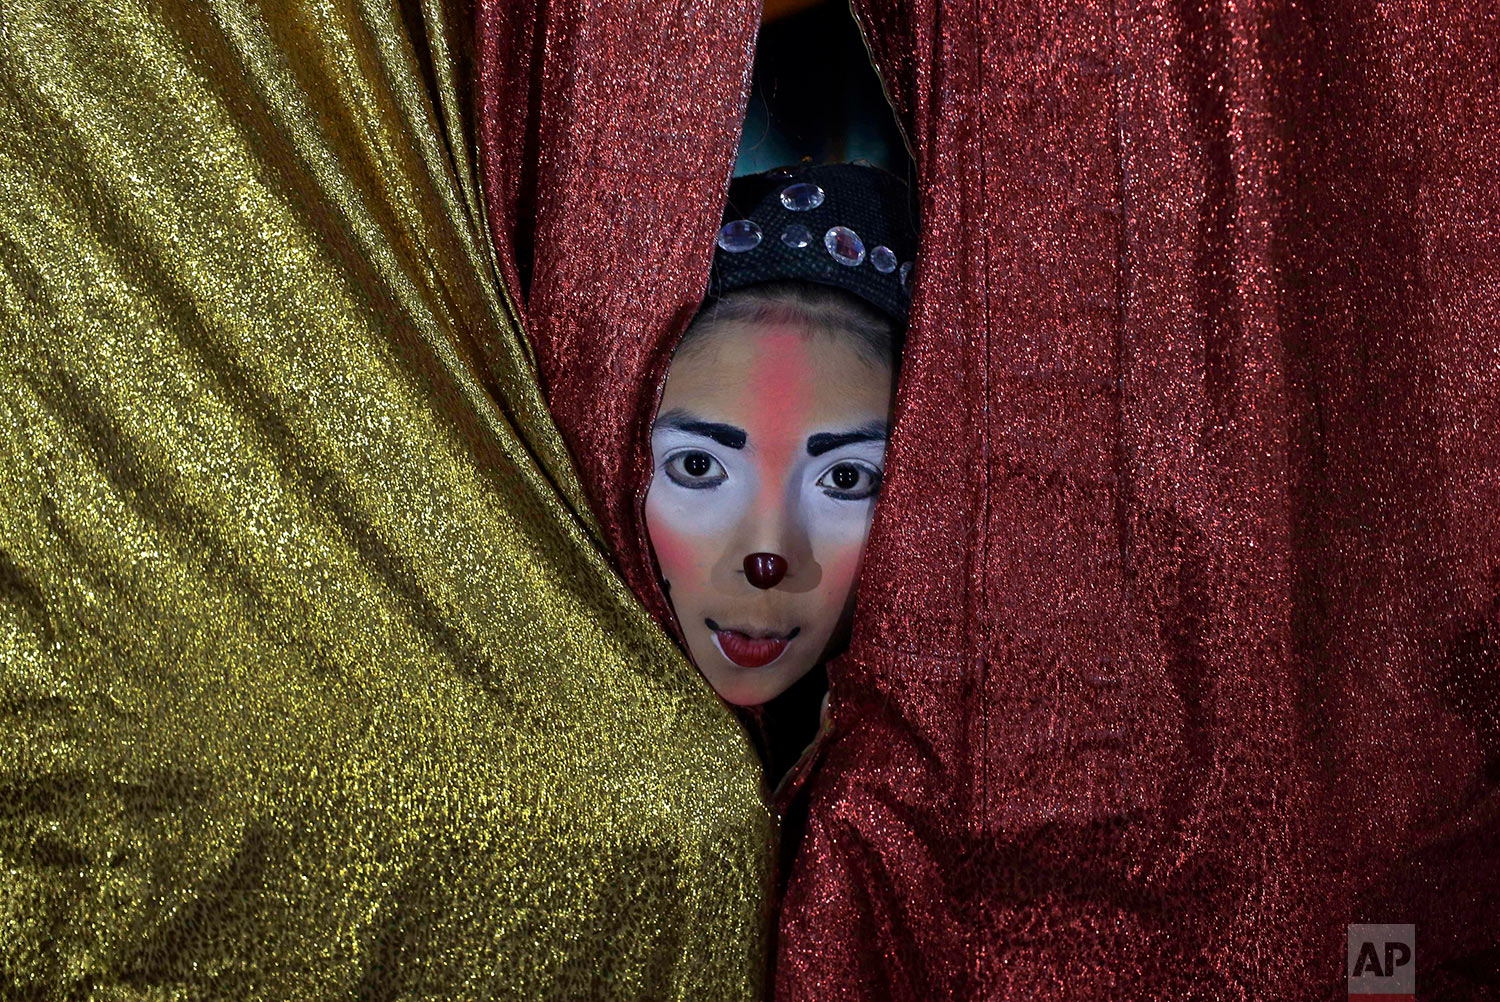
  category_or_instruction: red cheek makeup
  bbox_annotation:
[645,520,693,578]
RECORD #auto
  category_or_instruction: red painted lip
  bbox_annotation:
[705,619,801,668]
[713,630,791,668]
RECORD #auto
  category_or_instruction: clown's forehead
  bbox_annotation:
[661,322,890,416]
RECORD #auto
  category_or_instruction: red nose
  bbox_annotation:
[743,552,788,589]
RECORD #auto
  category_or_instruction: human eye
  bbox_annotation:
[816,460,883,501]
[663,449,728,489]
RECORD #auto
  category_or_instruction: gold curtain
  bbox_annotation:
[0,1,772,998]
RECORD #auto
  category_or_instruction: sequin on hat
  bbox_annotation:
[716,219,762,253]
[824,226,866,267]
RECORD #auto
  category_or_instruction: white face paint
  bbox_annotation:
[643,319,894,706]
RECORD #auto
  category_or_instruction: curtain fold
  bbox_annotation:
[0,1,772,997]
[475,0,763,648]
[773,0,1500,998]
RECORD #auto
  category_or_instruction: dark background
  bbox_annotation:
[734,0,914,181]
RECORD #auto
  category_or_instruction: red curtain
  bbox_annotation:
[476,0,1500,997]
[777,0,1500,998]
[476,0,759,647]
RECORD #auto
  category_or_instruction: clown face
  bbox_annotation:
[644,320,894,707]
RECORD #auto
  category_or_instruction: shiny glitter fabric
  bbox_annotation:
[767,0,1500,998]
[475,0,761,661]
[0,1,773,998]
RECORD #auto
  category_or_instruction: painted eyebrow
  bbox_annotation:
[807,420,888,457]
[653,409,887,456]
[652,408,746,449]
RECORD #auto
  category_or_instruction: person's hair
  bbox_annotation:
[676,280,905,375]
